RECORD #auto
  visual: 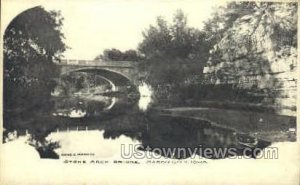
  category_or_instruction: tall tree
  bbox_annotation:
[138,10,210,86]
[4,6,67,113]
[138,16,172,59]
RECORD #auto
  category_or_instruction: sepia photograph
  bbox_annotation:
[1,0,299,184]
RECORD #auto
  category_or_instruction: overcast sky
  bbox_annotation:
[2,0,226,60]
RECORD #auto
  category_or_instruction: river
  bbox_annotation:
[3,73,275,160]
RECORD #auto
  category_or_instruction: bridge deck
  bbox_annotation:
[58,59,136,68]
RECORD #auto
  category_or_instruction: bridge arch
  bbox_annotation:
[61,67,133,87]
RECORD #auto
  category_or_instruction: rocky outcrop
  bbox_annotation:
[203,4,297,116]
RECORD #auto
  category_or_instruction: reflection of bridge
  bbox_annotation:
[57,59,139,86]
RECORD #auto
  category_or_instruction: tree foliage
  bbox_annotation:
[139,10,209,61]
[203,2,297,51]
[95,48,143,61]
[203,1,297,73]
[4,6,67,112]
[138,10,210,87]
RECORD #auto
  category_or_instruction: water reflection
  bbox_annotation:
[138,115,270,159]
[138,82,153,111]
[48,130,139,159]
[68,109,87,118]
[52,96,112,117]
[52,72,138,118]
[3,111,271,160]
[3,73,272,160]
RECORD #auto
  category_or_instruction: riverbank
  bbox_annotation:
[154,107,296,143]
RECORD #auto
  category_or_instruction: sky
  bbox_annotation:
[2,0,227,60]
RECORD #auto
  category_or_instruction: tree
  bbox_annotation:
[203,2,257,46]
[4,6,67,113]
[139,10,210,61]
[138,16,172,59]
[101,48,123,61]
[95,48,142,61]
[138,10,210,86]
[123,49,142,61]
[136,10,211,106]
[203,2,297,50]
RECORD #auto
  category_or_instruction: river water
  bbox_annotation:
[3,73,272,160]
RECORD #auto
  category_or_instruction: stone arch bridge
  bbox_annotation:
[57,59,139,86]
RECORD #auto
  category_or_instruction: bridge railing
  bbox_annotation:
[59,59,135,67]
